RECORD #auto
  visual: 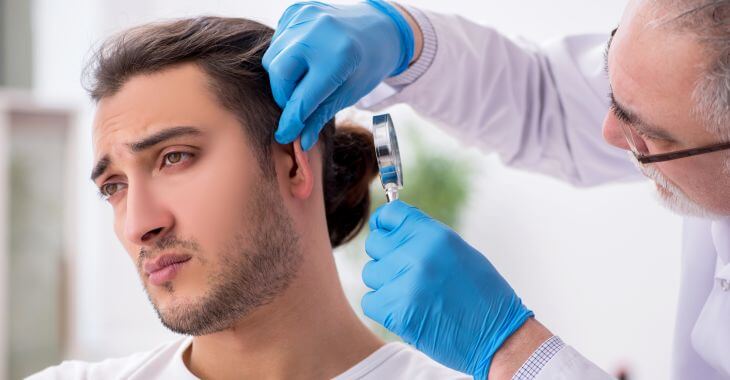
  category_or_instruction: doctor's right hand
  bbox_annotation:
[263,1,415,150]
[362,201,535,379]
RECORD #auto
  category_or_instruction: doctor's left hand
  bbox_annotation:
[362,201,534,379]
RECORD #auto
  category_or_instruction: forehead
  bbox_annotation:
[609,1,707,125]
[92,63,232,160]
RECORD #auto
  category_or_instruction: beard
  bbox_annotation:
[137,178,302,336]
[629,153,723,219]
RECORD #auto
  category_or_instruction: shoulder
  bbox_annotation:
[341,342,470,380]
[26,338,191,380]
[378,343,470,379]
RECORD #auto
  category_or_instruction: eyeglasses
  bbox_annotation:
[620,123,730,164]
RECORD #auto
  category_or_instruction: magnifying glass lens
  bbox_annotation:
[373,114,403,202]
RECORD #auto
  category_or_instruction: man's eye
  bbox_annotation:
[610,103,632,125]
[163,151,192,167]
[99,182,126,200]
[628,125,658,142]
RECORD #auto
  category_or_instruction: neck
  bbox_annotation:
[184,243,383,380]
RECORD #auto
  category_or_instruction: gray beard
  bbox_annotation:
[628,152,723,219]
[139,182,302,336]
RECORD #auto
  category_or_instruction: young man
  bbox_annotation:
[29,17,468,379]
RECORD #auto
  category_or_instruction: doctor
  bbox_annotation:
[263,0,730,379]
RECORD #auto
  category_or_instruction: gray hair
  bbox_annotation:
[656,0,730,139]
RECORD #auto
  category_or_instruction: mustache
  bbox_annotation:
[137,235,201,269]
[628,152,671,189]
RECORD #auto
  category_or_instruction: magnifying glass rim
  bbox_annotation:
[373,113,404,189]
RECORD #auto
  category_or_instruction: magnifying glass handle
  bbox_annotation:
[385,183,399,203]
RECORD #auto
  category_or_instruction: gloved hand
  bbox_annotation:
[263,1,414,150]
[362,201,534,379]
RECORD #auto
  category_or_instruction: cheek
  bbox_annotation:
[113,210,137,261]
[657,160,695,191]
[659,159,730,212]
[700,161,730,213]
[168,151,259,254]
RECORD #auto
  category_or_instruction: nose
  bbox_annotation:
[602,111,631,151]
[123,180,174,247]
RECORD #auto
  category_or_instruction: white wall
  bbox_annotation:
[30,1,681,379]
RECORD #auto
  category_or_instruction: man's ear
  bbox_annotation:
[285,138,314,200]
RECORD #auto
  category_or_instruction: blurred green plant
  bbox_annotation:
[343,122,475,342]
[369,126,473,229]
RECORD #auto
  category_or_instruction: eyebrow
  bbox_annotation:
[603,27,618,75]
[90,126,203,182]
[129,126,202,152]
[90,155,111,182]
[609,92,677,142]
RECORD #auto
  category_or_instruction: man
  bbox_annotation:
[264,0,730,378]
[29,17,468,379]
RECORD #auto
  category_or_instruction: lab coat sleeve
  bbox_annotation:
[358,9,641,187]
[511,336,614,380]
[532,345,615,380]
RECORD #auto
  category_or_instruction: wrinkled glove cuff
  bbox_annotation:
[474,308,535,379]
[384,4,437,87]
[366,0,415,76]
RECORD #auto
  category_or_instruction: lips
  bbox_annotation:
[143,253,192,285]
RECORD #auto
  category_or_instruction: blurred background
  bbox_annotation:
[0,0,682,379]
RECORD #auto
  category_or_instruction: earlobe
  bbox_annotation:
[289,138,314,200]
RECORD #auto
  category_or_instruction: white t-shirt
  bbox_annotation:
[27,338,470,379]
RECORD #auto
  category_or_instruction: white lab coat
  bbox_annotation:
[360,9,730,380]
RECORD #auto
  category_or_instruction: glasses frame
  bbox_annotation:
[620,123,730,164]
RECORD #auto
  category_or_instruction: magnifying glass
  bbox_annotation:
[373,113,403,203]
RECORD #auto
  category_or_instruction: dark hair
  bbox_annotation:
[84,16,378,247]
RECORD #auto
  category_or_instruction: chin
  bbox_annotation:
[154,298,211,335]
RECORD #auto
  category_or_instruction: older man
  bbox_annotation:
[264,0,730,378]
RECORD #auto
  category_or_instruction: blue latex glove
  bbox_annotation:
[363,201,534,379]
[263,1,414,150]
